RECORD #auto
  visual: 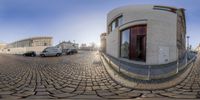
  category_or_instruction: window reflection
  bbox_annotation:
[121,29,130,58]
[118,16,123,26]
[111,21,116,31]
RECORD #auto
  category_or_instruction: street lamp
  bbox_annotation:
[186,36,190,64]
[187,36,190,50]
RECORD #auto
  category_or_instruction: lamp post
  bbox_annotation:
[186,36,190,64]
[176,47,179,73]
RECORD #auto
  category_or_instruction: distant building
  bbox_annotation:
[81,44,87,47]
[6,37,52,48]
[100,33,107,53]
[3,37,52,54]
[195,44,200,52]
[0,43,7,53]
[56,41,79,52]
[80,43,97,51]
[106,5,186,65]
[0,43,6,49]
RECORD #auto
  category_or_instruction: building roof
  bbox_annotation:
[109,5,179,13]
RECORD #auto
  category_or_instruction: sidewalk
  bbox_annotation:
[101,53,196,89]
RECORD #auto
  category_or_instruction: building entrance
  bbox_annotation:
[121,24,146,62]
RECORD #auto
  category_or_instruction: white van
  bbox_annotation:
[40,47,62,57]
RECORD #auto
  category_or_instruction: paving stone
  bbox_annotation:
[0,51,199,99]
[26,95,55,99]
[36,91,50,95]
[69,95,101,99]
[60,87,75,92]
[52,92,76,98]
[0,91,14,95]
[83,90,96,95]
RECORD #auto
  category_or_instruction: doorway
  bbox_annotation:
[136,35,146,61]
[121,24,146,62]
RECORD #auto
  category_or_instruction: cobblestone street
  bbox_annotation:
[0,51,199,99]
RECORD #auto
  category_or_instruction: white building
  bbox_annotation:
[56,41,79,51]
[106,5,186,65]
[100,33,107,53]
[2,37,52,54]
[0,43,7,53]
[195,44,200,52]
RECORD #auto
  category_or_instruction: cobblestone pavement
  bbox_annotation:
[0,51,199,99]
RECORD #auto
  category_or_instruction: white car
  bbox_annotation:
[40,47,62,57]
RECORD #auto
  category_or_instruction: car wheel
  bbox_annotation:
[41,54,45,57]
[56,53,60,56]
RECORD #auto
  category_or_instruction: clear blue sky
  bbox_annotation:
[0,0,199,48]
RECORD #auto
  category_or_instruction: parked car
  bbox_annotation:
[23,51,36,57]
[62,49,69,54]
[66,49,78,55]
[40,47,62,57]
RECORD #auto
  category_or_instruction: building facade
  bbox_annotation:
[100,33,107,52]
[106,5,186,65]
[3,37,52,54]
[0,43,7,53]
[0,43,6,49]
[6,37,52,48]
[80,43,98,51]
[56,41,79,52]
[195,44,200,52]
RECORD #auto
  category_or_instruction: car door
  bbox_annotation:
[50,49,55,56]
[46,49,51,56]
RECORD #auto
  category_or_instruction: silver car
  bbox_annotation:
[40,47,62,57]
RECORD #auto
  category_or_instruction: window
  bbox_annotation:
[120,29,130,58]
[44,43,47,46]
[118,16,123,26]
[108,15,123,33]
[111,21,116,31]
[153,6,177,13]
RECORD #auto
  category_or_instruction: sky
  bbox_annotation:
[0,0,199,48]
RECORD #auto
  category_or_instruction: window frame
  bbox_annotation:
[120,24,147,62]
[108,15,123,34]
